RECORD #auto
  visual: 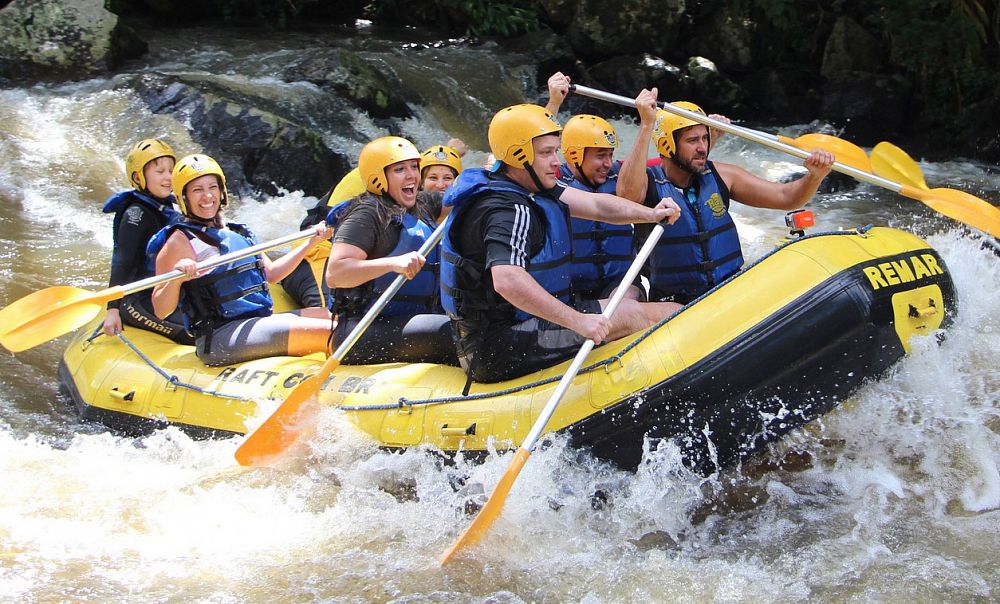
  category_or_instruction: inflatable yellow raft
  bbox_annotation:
[59,226,955,471]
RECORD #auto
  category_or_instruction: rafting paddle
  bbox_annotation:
[0,228,321,353]
[233,219,449,467]
[570,84,1000,238]
[439,218,671,564]
[869,142,1000,237]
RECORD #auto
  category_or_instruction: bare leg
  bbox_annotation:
[600,298,681,341]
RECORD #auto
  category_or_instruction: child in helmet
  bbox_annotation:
[418,138,466,192]
[324,136,457,365]
[148,154,334,366]
[101,139,195,344]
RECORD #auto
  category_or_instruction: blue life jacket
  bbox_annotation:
[325,195,441,317]
[102,190,181,224]
[558,163,634,298]
[440,168,572,322]
[146,222,272,333]
[647,161,743,299]
[104,190,181,282]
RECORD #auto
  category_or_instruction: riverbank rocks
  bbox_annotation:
[128,73,350,199]
[0,0,146,81]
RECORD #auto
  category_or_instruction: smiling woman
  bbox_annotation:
[323,136,458,366]
[148,154,334,366]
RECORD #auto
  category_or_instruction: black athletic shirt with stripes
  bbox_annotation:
[450,180,568,275]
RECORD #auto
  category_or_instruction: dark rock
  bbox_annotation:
[536,0,580,29]
[587,54,692,115]
[686,56,748,117]
[565,0,686,60]
[821,16,884,81]
[821,72,912,147]
[629,530,680,551]
[129,72,351,198]
[687,5,756,74]
[332,50,413,119]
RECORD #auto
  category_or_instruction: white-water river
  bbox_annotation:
[0,25,998,603]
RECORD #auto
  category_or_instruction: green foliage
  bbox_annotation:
[871,0,999,119]
[460,0,538,37]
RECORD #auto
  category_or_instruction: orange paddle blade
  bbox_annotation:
[233,357,339,466]
[782,133,873,173]
[440,447,531,565]
[0,285,122,352]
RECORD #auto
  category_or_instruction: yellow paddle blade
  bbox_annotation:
[440,447,531,565]
[871,142,929,190]
[0,285,121,352]
[782,133,873,173]
[233,357,340,466]
[903,185,1000,238]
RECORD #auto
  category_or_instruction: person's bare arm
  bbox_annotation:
[559,185,681,225]
[492,264,610,343]
[616,87,659,203]
[325,242,424,289]
[543,72,571,116]
[716,149,834,211]
[151,231,197,319]
[263,224,332,283]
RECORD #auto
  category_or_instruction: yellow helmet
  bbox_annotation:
[358,136,421,195]
[561,115,618,166]
[488,104,561,168]
[419,145,463,176]
[172,154,228,217]
[125,138,175,191]
[652,102,710,158]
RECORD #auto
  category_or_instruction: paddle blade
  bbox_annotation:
[0,286,118,352]
[871,142,929,190]
[911,187,1000,238]
[233,358,339,466]
[440,447,531,565]
[785,133,873,173]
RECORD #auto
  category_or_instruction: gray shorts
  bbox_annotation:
[196,312,302,366]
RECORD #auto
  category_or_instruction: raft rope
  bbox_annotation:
[85,329,252,401]
[339,227,873,412]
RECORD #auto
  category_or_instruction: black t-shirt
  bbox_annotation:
[332,191,443,259]
[107,198,171,309]
[451,179,568,274]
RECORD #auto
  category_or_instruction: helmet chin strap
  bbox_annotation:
[524,163,546,192]
[574,162,598,190]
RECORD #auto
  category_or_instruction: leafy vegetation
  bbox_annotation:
[872,0,999,119]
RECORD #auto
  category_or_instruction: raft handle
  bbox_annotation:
[441,423,477,437]
[908,299,938,319]
[109,388,135,403]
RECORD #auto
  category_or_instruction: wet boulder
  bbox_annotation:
[0,0,146,81]
[686,56,748,117]
[821,72,912,146]
[129,72,351,199]
[581,54,692,117]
